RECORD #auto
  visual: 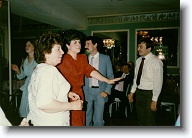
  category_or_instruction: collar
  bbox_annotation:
[142,52,153,60]
[90,52,99,58]
[123,73,129,76]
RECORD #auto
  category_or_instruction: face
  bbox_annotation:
[85,40,95,54]
[45,44,64,66]
[122,65,130,74]
[137,42,151,57]
[67,39,81,54]
[25,41,34,53]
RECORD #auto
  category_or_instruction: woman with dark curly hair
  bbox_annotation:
[26,32,83,126]
[57,29,120,126]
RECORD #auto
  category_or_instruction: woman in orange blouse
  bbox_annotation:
[57,29,120,126]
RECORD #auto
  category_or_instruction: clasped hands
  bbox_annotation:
[68,92,83,110]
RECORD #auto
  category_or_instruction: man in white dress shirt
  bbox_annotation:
[107,63,133,117]
[128,38,163,126]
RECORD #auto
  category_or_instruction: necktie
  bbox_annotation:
[136,58,145,86]
[89,56,94,87]
[90,56,94,66]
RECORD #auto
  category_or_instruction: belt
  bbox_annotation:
[91,86,99,88]
[137,88,152,91]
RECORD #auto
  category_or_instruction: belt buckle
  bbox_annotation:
[91,86,99,88]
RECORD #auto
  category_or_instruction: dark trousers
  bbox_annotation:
[135,89,157,126]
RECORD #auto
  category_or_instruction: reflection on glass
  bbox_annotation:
[137,28,179,67]
[103,39,115,49]
[93,31,128,65]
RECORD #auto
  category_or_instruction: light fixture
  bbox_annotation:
[150,37,163,45]
[137,31,149,38]
[137,31,148,36]
[156,49,165,60]
[103,39,115,49]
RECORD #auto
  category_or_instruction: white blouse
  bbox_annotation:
[0,107,12,126]
[27,63,70,126]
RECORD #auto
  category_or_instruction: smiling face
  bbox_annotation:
[67,39,81,54]
[45,44,64,66]
[137,42,151,57]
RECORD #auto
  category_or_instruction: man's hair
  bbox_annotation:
[138,38,154,51]
[85,36,104,53]
[123,63,131,70]
[34,31,63,64]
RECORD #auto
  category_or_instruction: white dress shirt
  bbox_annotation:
[115,73,128,92]
[89,52,99,87]
[130,52,163,101]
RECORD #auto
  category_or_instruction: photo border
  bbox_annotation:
[1,0,191,138]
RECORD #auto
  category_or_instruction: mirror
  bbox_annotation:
[92,30,129,65]
[136,28,180,67]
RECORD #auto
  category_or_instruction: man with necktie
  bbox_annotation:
[128,38,163,126]
[83,36,114,126]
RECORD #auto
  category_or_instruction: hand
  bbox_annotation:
[151,100,157,111]
[19,118,29,126]
[11,64,20,74]
[100,92,108,98]
[68,92,80,101]
[70,100,83,110]
[128,92,134,102]
[107,77,122,84]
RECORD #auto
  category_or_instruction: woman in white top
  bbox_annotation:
[0,107,28,126]
[27,32,83,126]
[0,107,12,126]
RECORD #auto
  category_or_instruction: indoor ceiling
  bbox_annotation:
[9,0,180,30]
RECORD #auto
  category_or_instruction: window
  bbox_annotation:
[136,28,180,67]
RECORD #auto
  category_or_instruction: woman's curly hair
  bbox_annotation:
[34,31,63,64]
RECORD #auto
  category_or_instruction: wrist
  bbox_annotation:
[106,78,110,84]
[68,92,71,98]
[69,102,73,110]
[16,71,21,75]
